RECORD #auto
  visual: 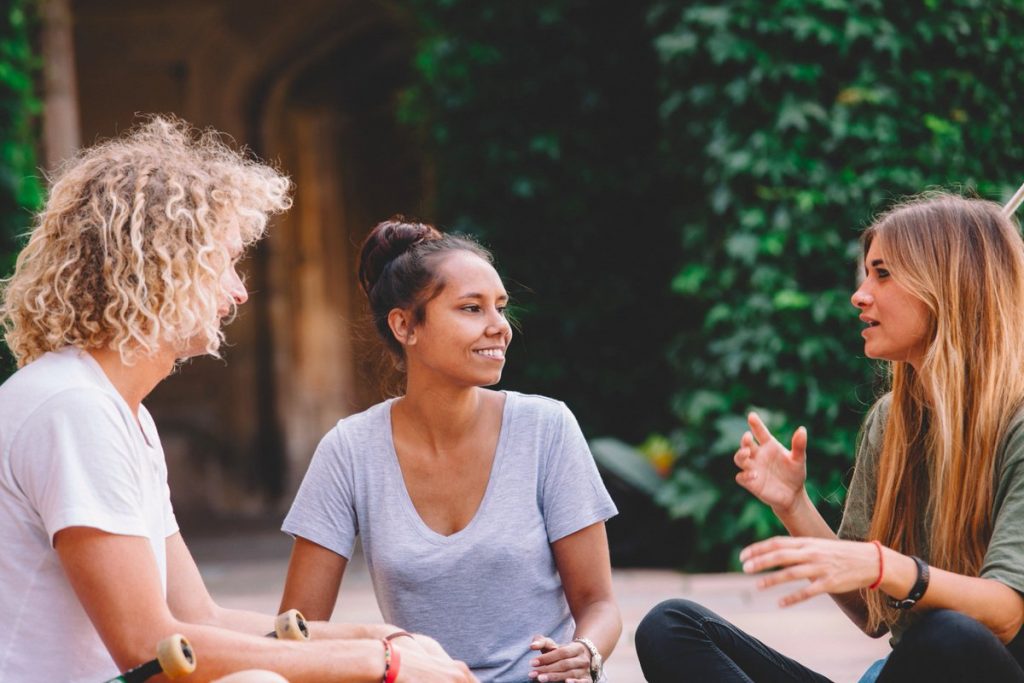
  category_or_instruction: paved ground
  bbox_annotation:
[191,529,889,682]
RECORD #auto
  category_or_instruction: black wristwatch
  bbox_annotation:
[887,555,930,610]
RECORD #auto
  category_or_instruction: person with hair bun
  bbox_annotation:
[280,218,622,683]
[636,193,1024,682]
[0,119,474,683]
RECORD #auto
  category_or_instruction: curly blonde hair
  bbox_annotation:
[1,116,292,366]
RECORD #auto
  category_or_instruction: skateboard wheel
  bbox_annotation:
[211,670,289,683]
[274,609,309,641]
[156,633,197,678]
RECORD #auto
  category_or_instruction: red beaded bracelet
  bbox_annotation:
[868,539,884,590]
[381,638,402,683]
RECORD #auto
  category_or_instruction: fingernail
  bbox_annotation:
[531,659,539,666]
[739,550,749,561]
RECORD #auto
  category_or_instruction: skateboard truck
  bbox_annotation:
[265,609,309,641]
[103,633,196,682]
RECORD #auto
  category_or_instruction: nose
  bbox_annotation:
[486,309,511,337]
[226,269,248,306]
[851,284,871,309]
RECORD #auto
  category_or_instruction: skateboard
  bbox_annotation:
[103,633,196,682]
[265,608,309,641]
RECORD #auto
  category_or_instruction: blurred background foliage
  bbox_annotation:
[5,0,1024,567]
[399,0,681,443]
[0,0,42,376]
[400,0,1024,569]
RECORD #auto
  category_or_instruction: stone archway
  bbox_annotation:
[69,0,427,517]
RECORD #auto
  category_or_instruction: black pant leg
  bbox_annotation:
[635,599,835,683]
[878,610,1024,683]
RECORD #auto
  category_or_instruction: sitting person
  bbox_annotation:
[0,117,473,683]
[636,193,1024,682]
[279,219,621,683]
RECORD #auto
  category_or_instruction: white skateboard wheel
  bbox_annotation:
[212,670,290,683]
[274,609,309,641]
[155,633,196,678]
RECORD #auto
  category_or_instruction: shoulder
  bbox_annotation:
[17,385,129,443]
[314,400,393,457]
[503,391,572,424]
[860,394,891,454]
[997,404,1024,473]
[330,400,391,435]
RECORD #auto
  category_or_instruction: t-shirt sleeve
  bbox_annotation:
[540,402,618,543]
[837,397,887,542]
[10,389,149,545]
[281,426,359,559]
[982,416,1024,594]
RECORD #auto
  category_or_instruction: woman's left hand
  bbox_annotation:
[527,635,593,683]
[740,536,883,607]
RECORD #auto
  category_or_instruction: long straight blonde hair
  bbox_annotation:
[862,193,1024,632]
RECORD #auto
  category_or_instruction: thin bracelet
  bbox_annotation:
[385,630,413,642]
[381,638,402,683]
[868,540,884,590]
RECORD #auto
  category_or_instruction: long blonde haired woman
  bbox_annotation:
[636,193,1024,682]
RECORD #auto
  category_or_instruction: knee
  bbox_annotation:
[899,609,995,658]
[635,599,710,656]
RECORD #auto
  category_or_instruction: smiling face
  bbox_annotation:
[851,237,933,370]
[401,249,513,387]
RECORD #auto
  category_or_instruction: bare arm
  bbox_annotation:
[278,536,399,640]
[57,527,474,682]
[743,536,1024,644]
[735,413,876,634]
[881,548,1024,644]
[529,522,622,682]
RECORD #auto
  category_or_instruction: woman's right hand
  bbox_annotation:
[733,412,807,514]
[397,646,478,683]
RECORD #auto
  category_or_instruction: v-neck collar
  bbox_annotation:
[383,391,514,544]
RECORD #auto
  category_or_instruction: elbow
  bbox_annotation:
[993,615,1024,645]
[861,623,889,639]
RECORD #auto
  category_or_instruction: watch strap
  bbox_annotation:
[887,555,930,610]
[573,636,602,678]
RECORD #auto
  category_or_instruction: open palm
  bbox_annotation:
[733,412,807,514]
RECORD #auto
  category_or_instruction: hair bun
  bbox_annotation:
[358,218,441,294]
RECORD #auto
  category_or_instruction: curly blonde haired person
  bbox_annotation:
[1,116,291,366]
[0,118,476,683]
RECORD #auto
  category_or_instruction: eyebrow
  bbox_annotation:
[457,292,509,300]
[869,259,885,267]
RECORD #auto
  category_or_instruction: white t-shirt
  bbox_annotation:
[0,347,177,682]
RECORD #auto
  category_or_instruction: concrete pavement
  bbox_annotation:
[192,529,889,682]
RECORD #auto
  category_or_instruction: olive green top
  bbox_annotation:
[837,394,1024,644]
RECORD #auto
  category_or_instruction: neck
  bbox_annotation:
[88,346,175,414]
[396,372,485,446]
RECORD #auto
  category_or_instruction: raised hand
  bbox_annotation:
[733,412,807,514]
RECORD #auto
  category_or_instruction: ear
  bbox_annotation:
[387,308,417,346]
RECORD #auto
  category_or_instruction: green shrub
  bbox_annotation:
[652,0,1024,568]
[399,0,679,441]
[0,0,43,376]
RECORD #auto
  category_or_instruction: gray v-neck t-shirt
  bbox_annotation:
[282,391,618,682]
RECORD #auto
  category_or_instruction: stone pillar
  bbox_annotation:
[39,0,81,169]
